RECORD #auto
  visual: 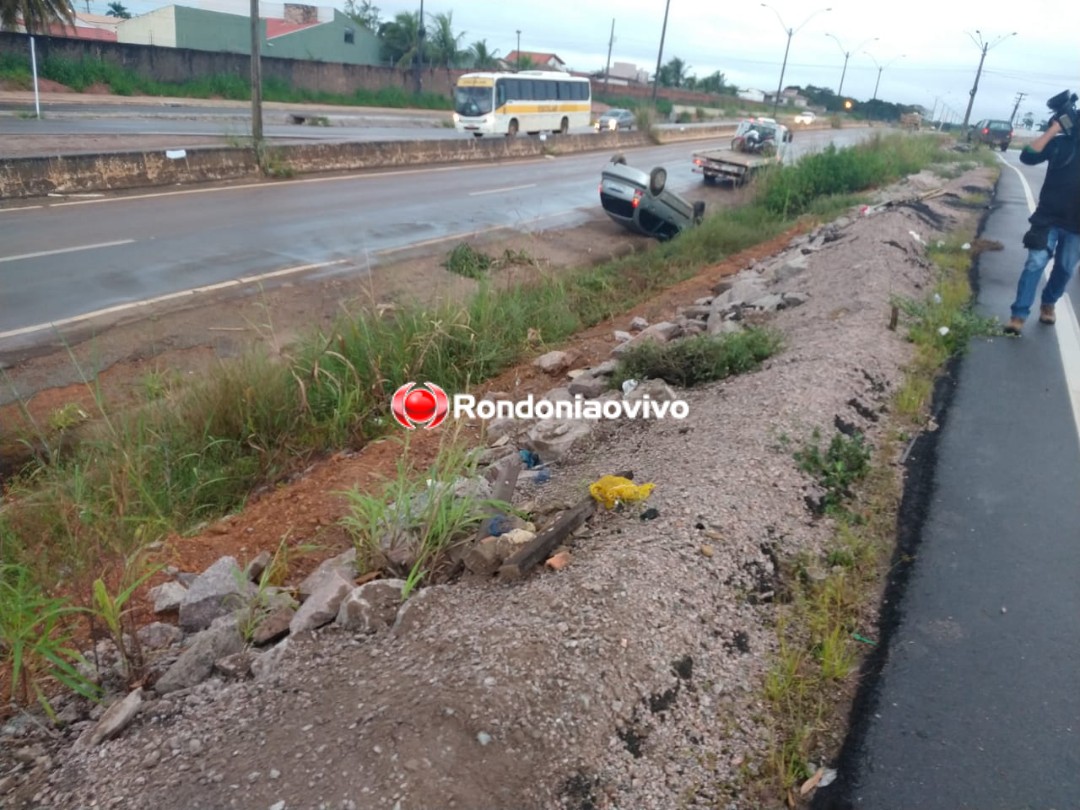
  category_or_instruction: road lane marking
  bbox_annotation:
[469,183,537,196]
[0,205,43,213]
[0,239,134,264]
[1001,154,1080,447]
[0,259,347,342]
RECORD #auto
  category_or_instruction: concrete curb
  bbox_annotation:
[0,126,737,200]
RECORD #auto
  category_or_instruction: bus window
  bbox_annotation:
[495,79,506,106]
[504,79,520,101]
[558,82,570,100]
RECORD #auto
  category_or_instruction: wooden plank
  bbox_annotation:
[497,497,595,582]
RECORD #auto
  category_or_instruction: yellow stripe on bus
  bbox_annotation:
[458,77,494,87]
[496,103,592,114]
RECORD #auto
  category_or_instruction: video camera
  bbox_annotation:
[1047,90,1078,136]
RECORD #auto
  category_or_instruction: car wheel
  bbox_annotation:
[703,173,717,186]
[507,119,519,137]
[648,167,667,196]
[559,117,569,135]
[1001,143,1008,152]
[692,201,706,225]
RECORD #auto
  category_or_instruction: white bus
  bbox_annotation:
[452,71,593,138]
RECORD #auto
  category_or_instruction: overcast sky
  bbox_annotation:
[89,0,1077,125]
[367,0,1077,125]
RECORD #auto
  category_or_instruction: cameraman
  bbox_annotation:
[1003,115,1080,335]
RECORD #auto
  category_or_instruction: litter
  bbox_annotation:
[519,449,542,469]
[621,379,639,395]
[851,632,877,646]
[639,507,660,521]
[589,475,655,509]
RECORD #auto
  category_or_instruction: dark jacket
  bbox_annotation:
[1021,134,1080,233]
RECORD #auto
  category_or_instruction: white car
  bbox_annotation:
[793,110,817,125]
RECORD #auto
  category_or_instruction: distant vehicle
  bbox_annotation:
[452,71,592,137]
[967,119,1013,151]
[599,155,705,241]
[691,119,789,186]
[793,110,816,125]
[595,108,636,131]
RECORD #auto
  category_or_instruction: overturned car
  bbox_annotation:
[599,155,705,242]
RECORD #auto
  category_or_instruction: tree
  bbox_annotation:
[427,11,464,71]
[516,54,536,71]
[658,56,690,88]
[698,70,733,95]
[343,0,379,31]
[1021,111,1034,129]
[377,11,425,70]
[105,1,130,19]
[468,39,499,70]
[0,0,75,33]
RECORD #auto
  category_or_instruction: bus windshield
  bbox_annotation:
[454,86,493,117]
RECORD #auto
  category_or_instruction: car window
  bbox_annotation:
[988,121,1011,131]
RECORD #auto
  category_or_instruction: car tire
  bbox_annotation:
[559,117,569,135]
[507,119,519,137]
[1001,143,1008,152]
[693,201,706,225]
[703,173,717,186]
[648,167,667,196]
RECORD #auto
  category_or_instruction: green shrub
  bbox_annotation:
[614,329,783,387]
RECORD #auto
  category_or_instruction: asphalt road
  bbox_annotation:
[0,127,863,349]
[819,151,1080,809]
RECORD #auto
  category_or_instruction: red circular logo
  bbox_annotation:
[390,382,450,430]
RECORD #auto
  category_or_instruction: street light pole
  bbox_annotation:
[864,51,904,101]
[825,33,877,99]
[961,30,1017,129]
[651,0,671,108]
[413,0,425,94]
[515,29,521,72]
[249,0,262,149]
[761,4,831,117]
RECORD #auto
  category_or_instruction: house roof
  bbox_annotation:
[265,18,322,39]
[505,51,565,67]
[45,21,118,41]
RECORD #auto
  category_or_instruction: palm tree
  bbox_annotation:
[659,56,690,88]
[427,11,465,72]
[377,11,425,70]
[106,1,130,19]
[343,0,379,31]
[1,0,75,33]
[468,39,499,70]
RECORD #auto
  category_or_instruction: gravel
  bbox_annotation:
[0,164,997,810]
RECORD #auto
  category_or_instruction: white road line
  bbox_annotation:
[1001,155,1080,447]
[0,205,43,214]
[0,239,134,264]
[0,259,347,341]
[468,183,537,196]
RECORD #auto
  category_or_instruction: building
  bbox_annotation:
[500,51,567,72]
[34,12,120,41]
[737,88,766,103]
[116,2,380,64]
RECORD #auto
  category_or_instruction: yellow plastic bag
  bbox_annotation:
[589,475,655,510]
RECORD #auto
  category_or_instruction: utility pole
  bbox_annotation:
[961,30,1016,129]
[603,18,615,94]
[1009,91,1027,126]
[515,29,521,72]
[651,0,671,108]
[249,0,263,151]
[414,0,424,94]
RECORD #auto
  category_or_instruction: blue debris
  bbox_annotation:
[519,449,542,469]
[487,514,513,537]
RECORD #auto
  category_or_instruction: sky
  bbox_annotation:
[84,0,1078,125]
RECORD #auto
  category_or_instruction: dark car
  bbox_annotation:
[599,155,705,241]
[968,119,1013,151]
[595,108,636,132]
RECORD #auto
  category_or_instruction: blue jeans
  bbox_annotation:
[1010,226,1080,319]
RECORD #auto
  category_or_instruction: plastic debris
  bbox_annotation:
[851,633,877,646]
[961,242,972,251]
[545,551,571,570]
[909,230,925,245]
[938,326,950,337]
[532,468,552,485]
[639,507,660,521]
[519,449,541,469]
[932,292,942,304]
[819,768,838,788]
[621,379,639,395]
[588,475,655,509]
[488,514,513,536]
